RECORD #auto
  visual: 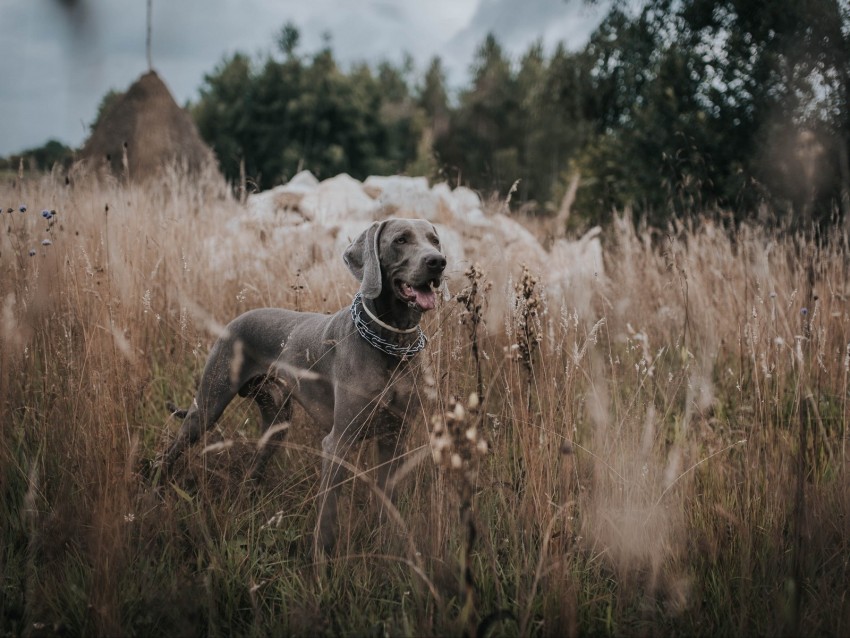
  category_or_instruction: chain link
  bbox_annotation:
[350,293,427,360]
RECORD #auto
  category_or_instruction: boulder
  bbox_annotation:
[299,174,379,224]
[363,175,429,198]
[363,175,449,222]
[245,170,319,223]
[545,226,607,321]
[212,175,607,330]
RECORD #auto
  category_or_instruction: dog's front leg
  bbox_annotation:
[316,428,350,556]
[375,433,404,504]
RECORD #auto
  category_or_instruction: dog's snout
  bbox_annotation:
[425,253,447,273]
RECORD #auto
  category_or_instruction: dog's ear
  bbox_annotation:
[343,221,385,299]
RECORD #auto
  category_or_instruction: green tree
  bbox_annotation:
[0,140,74,173]
[574,0,850,226]
[436,33,521,193]
[191,25,424,188]
[276,22,300,59]
[418,57,449,133]
[192,53,255,182]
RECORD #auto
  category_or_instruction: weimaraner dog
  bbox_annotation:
[162,218,447,552]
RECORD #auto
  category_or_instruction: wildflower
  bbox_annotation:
[41,210,53,220]
[28,249,36,257]
[41,239,52,246]
[453,402,465,421]
[801,307,808,316]
[430,393,489,471]
[19,204,26,213]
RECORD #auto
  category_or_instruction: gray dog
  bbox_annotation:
[163,218,447,552]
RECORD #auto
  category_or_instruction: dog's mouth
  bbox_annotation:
[395,278,440,312]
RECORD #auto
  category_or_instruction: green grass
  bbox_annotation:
[2,168,849,636]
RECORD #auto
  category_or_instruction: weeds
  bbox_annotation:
[430,393,490,636]
[455,263,490,399]
[2,167,850,636]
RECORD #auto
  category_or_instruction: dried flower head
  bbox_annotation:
[430,393,488,473]
[513,263,543,373]
[456,263,491,398]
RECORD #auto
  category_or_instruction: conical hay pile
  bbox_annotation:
[81,70,219,180]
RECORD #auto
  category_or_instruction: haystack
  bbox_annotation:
[80,70,219,180]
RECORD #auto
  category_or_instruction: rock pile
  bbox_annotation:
[212,171,605,326]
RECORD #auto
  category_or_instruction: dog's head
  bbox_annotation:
[343,218,447,312]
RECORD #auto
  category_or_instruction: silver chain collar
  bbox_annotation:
[350,292,427,360]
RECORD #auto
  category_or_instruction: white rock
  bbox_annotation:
[245,169,319,224]
[431,182,453,201]
[490,213,548,261]
[451,186,482,215]
[299,174,379,224]
[287,169,319,189]
[545,226,607,321]
[362,175,447,221]
[363,175,429,198]
[437,185,487,225]
[549,226,605,281]
[245,188,282,222]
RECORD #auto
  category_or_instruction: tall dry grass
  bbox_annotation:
[2,166,849,636]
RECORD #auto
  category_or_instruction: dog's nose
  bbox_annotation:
[425,253,447,273]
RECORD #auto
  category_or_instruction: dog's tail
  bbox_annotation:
[166,401,189,419]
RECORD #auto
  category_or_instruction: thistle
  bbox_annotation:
[456,263,490,398]
[513,263,542,376]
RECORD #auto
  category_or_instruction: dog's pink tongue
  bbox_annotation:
[412,288,436,311]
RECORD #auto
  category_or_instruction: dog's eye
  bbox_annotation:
[430,236,440,246]
[395,236,407,244]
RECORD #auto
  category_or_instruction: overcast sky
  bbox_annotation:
[0,0,607,156]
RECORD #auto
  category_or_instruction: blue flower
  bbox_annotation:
[41,239,52,247]
[801,307,808,316]
[42,209,52,219]
[19,204,26,213]
[28,249,36,257]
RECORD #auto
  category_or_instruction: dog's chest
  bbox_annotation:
[357,371,419,440]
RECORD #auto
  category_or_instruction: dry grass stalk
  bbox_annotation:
[455,263,490,399]
[2,165,850,636]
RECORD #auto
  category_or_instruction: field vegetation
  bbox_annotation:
[2,165,849,636]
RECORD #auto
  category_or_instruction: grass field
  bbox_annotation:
[2,167,849,637]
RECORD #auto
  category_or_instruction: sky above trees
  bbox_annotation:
[0,0,607,156]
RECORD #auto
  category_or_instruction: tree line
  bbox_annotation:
[7,1,850,228]
[193,0,850,228]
